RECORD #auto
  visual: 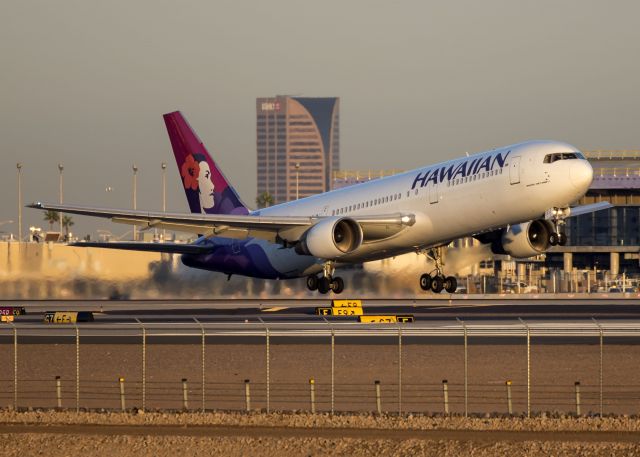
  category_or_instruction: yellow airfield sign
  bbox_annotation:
[359,315,415,324]
[331,300,362,308]
[316,307,363,316]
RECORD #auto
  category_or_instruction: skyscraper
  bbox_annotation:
[256,96,340,205]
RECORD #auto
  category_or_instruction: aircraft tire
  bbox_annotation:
[306,275,319,291]
[558,232,567,246]
[444,276,457,293]
[332,277,344,294]
[431,276,444,293]
[318,277,331,294]
[549,232,559,246]
[419,273,432,291]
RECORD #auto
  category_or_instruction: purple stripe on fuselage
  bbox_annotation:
[181,237,281,279]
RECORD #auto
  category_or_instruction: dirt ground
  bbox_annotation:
[2,410,640,456]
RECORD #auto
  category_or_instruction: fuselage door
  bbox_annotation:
[510,156,521,185]
[429,182,439,204]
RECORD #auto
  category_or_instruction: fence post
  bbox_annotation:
[245,379,251,412]
[56,376,62,409]
[137,320,146,412]
[375,380,382,414]
[593,318,604,417]
[442,380,449,415]
[265,328,270,413]
[119,377,126,411]
[398,326,402,415]
[506,380,513,415]
[194,318,205,412]
[12,324,17,410]
[182,378,188,410]
[202,328,206,412]
[456,318,468,417]
[519,318,531,418]
[75,325,80,413]
[575,381,581,416]
[309,378,316,414]
[331,328,335,415]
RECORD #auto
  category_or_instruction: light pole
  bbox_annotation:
[58,164,64,238]
[16,163,22,242]
[161,162,167,241]
[132,164,138,241]
[295,163,300,200]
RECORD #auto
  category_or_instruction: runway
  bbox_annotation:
[5,296,640,325]
[4,294,640,314]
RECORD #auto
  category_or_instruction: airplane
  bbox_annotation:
[30,111,610,295]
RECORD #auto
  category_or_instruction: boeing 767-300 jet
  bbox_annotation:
[30,111,609,294]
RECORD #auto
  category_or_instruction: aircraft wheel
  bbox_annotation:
[331,277,344,294]
[419,273,432,291]
[444,276,457,293]
[558,232,567,246]
[549,232,559,246]
[431,275,444,293]
[306,275,318,291]
[317,277,331,294]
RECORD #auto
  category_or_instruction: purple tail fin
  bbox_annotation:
[163,111,249,215]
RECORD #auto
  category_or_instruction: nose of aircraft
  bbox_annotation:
[569,160,593,191]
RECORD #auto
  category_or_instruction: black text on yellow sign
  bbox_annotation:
[331,300,362,309]
[316,307,364,316]
[359,315,415,323]
[44,312,78,324]
[44,311,94,324]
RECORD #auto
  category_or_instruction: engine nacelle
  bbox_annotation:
[295,217,363,259]
[499,220,552,258]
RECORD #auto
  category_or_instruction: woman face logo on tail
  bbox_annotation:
[181,153,215,213]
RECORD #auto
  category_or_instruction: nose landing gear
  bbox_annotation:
[418,248,458,294]
[546,207,569,246]
[306,262,345,295]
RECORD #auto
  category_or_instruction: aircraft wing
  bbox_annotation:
[67,241,216,254]
[28,202,415,243]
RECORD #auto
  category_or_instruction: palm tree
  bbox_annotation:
[43,210,59,231]
[62,215,74,237]
[255,191,274,208]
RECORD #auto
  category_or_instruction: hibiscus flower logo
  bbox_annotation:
[181,154,200,190]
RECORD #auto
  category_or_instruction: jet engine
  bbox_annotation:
[477,220,553,259]
[295,217,363,259]
[498,220,552,258]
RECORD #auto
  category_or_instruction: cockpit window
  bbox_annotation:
[543,152,583,163]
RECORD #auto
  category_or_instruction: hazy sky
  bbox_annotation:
[2,0,639,239]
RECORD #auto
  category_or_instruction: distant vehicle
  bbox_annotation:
[30,111,610,295]
[609,287,622,293]
[504,281,538,293]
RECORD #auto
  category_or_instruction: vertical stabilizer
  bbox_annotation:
[163,111,249,215]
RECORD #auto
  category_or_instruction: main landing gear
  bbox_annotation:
[306,262,344,295]
[546,207,568,246]
[418,248,457,294]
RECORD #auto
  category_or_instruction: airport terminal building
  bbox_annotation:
[256,96,340,205]
[548,151,640,276]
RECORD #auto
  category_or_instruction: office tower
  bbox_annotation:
[257,96,339,204]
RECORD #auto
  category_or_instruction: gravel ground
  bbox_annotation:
[3,434,640,457]
[2,410,640,456]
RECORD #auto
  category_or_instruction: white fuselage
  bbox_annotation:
[251,140,592,275]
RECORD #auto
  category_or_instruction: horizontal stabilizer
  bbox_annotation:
[68,241,213,255]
